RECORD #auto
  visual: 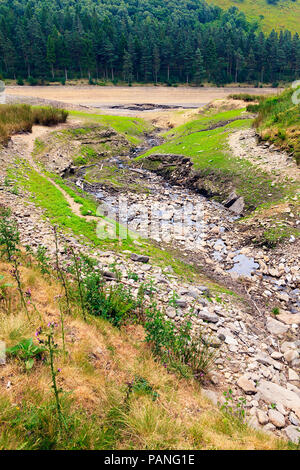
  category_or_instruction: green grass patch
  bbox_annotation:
[163,108,247,140]
[138,116,288,210]
[13,161,202,282]
[252,86,300,164]
[69,111,152,144]
[205,0,300,33]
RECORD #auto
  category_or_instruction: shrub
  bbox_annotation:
[84,275,136,327]
[228,93,264,102]
[32,107,68,126]
[27,76,38,86]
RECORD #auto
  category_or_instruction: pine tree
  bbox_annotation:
[123,49,133,84]
[46,36,56,79]
[193,48,206,85]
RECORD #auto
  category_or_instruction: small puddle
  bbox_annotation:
[228,253,259,277]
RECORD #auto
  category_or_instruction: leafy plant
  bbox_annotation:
[6,338,46,370]
[220,389,247,422]
[127,271,139,282]
[36,323,66,431]
[126,376,159,402]
[0,208,20,261]
[144,304,218,377]
[0,274,12,298]
[36,245,51,275]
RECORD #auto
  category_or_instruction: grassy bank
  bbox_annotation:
[0,104,68,145]
[0,237,290,450]
[136,108,289,211]
[11,160,202,282]
[69,111,152,145]
[251,86,300,165]
[206,0,300,33]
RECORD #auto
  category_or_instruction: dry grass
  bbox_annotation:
[0,104,68,145]
[0,257,290,450]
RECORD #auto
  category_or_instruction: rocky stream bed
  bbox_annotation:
[0,125,300,442]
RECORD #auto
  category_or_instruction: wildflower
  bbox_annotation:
[25,289,31,298]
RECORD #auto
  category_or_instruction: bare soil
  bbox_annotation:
[6,85,279,109]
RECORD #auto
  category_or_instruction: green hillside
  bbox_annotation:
[208,0,300,32]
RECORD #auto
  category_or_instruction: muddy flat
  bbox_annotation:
[6,85,280,109]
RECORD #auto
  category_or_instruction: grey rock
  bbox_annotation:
[257,410,269,425]
[285,425,300,444]
[198,285,210,296]
[289,412,300,426]
[166,307,176,319]
[130,253,150,263]
[202,389,219,406]
[257,380,300,412]
[255,352,283,371]
[266,317,288,336]
[197,309,219,323]
[228,196,245,215]
[102,270,117,280]
[174,299,188,308]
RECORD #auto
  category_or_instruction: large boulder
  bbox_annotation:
[257,380,300,413]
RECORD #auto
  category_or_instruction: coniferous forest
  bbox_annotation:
[0,0,299,85]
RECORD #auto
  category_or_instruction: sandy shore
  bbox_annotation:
[6,85,280,108]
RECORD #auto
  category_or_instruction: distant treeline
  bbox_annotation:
[0,0,299,85]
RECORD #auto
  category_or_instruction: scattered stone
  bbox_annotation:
[266,317,288,336]
[255,352,283,370]
[202,389,219,406]
[268,409,285,428]
[102,270,117,280]
[264,423,276,433]
[257,380,300,412]
[248,415,260,430]
[197,309,219,323]
[284,350,299,363]
[130,253,150,263]
[166,307,176,319]
[289,412,300,426]
[174,299,187,308]
[257,410,269,425]
[271,351,283,360]
[237,375,256,395]
[285,425,300,444]
[277,312,300,325]
[289,369,299,381]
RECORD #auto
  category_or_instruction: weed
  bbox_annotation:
[36,245,51,275]
[36,323,65,431]
[6,338,46,370]
[0,208,20,261]
[126,376,159,402]
[220,389,247,423]
[144,304,218,378]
